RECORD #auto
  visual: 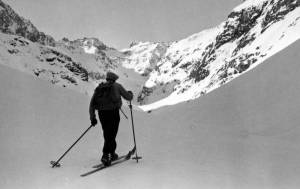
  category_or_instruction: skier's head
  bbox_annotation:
[106,71,119,83]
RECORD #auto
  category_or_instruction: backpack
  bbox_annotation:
[93,82,117,109]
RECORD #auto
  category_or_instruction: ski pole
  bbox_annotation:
[50,125,94,168]
[120,108,128,119]
[129,101,142,162]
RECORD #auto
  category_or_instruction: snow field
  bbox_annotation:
[1,40,300,188]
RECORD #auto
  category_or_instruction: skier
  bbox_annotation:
[89,71,133,166]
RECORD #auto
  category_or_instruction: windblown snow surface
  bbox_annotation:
[0,40,300,189]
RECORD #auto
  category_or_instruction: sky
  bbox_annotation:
[4,0,241,49]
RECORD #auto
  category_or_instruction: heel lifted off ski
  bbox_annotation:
[80,147,137,177]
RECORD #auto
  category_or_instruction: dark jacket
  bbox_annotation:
[89,82,133,120]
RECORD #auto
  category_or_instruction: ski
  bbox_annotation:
[80,147,136,177]
[92,154,127,169]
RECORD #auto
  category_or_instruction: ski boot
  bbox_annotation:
[101,153,112,166]
[111,152,119,162]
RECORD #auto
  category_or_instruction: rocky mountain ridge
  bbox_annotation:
[0,0,135,95]
[0,0,55,46]
[1,0,299,111]
[0,33,95,93]
[121,0,300,110]
[57,37,112,54]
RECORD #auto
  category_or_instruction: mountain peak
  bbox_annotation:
[58,37,108,54]
[0,0,55,46]
[122,0,300,110]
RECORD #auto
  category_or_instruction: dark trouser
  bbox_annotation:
[98,109,120,154]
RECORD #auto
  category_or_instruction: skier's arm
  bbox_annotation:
[89,92,97,121]
[118,84,133,101]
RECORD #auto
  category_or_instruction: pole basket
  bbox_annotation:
[132,156,142,161]
[50,161,61,168]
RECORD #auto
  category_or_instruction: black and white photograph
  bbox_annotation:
[0,0,300,188]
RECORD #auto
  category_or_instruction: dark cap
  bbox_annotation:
[106,71,119,81]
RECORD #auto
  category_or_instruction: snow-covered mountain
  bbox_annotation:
[57,37,111,54]
[122,0,300,111]
[1,0,300,111]
[121,41,169,76]
[0,0,55,46]
[0,31,145,95]
[0,0,144,95]
[0,32,106,94]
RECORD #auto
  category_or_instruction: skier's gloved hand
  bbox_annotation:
[91,118,97,126]
[128,90,133,96]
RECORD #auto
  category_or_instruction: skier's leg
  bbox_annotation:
[99,109,120,163]
[110,109,120,154]
[103,109,119,154]
[98,110,110,154]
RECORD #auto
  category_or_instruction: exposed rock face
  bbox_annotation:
[261,0,300,32]
[0,0,55,46]
[215,3,267,49]
[0,33,90,86]
[39,47,89,82]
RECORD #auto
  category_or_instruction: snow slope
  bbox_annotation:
[1,39,300,189]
